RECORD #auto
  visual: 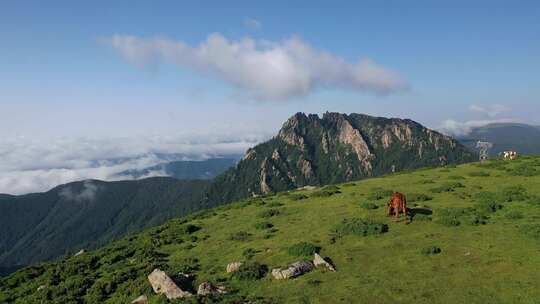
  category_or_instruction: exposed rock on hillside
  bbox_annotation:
[207,112,475,203]
[226,262,243,273]
[147,269,192,299]
[272,261,314,279]
[313,253,336,271]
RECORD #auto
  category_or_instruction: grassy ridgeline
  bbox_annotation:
[2,157,540,303]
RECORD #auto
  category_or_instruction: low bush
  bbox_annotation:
[228,231,252,241]
[367,188,393,200]
[437,208,467,226]
[243,248,257,260]
[505,211,524,220]
[500,185,528,202]
[408,193,433,202]
[254,222,274,230]
[257,209,281,218]
[430,182,464,193]
[231,262,268,281]
[360,202,379,210]
[476,201,503,213]
[177,257,200,273]
[520,224,540,240]
[289,194,308,201]
[180,224,201,235]
[332,218,388,237]
[448,175,465,180]
[311,188,341,198]
[421,246,442,255]
[468,171,490,177]
[287,242,321,257]
[265,201,284,208]
[508,164,538,177]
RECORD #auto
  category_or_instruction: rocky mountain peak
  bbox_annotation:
[208,112,475,203]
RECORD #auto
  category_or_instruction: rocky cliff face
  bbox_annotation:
[206,112,475,203]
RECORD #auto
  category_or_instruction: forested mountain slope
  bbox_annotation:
[0,178,210,275]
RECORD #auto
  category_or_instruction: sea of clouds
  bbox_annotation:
[0,133,267,195]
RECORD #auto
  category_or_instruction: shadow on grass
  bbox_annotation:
[408,207,433,222]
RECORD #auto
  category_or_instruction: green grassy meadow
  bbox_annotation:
[2,157,540,304]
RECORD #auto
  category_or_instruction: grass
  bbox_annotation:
[4,157,540,303]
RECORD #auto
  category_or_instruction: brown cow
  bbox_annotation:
[387,192,408,222]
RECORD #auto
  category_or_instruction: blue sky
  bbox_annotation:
[0,1,539,193]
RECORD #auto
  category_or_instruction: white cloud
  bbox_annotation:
[59,180,100,202]
[469,104,510,118]
[244,18,261,30]
[0,133,268,195]
[104,33,408,100]
[438,118,517,137]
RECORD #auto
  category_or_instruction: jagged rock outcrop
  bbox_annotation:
[147,269,192,299]
[271,261,314,280]
[313,253,335,271]
[206,112,475,204]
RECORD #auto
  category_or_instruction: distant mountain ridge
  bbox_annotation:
[458,123,540,156]
[118,158,238,180]
[207,112,475,203]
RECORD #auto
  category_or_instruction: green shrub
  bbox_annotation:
[448,175,465,180]
[254,222,274,230]
[505,211,524,220]
[342,183,357,187]
[468,171,490,177]
[332,218,388,237]
[367,188,393,200]
[177,257,200,273]
[508,164,538,176]
[228,231,251,241]
[520,224,540,240]
[232,262,268,281]
[474,191,500,204]
[430,182,464,193]
[408,193,433,202]
[266,201,284,207]
[180,224,201,234]
[464,214,489,226]
[243,248,257,260]
[476,201,503,213]
[421,246,442,255]
[289,194,308,201]
[257,209,280,218]
[437,208,466,226]
[360,202,379,210]
[287,242,320,257]
[500,185,528,202]
[311,188,341,198]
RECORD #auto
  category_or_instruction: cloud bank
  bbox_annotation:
[59,180,100,202]
[439,103,515,136]
[104,33,408,100]
[0,133,267,195]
